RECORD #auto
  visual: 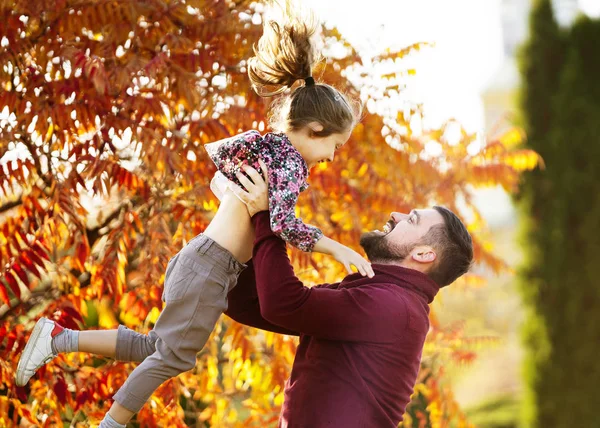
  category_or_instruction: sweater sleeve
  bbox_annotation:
[224,260,299,336]
[251,212,407,343]
[205,130,262,178]
[268,157,323,252]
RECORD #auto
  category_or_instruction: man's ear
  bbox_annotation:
[306,121,324,137]
[410,246,436,264]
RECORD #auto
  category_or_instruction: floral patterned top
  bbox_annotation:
[204,131,323,252]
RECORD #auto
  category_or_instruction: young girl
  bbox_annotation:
[15,4,372,427]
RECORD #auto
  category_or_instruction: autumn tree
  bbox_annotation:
[0,0,539,426]
[518,1,600,426]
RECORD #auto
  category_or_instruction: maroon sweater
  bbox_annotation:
[225,212,439,427]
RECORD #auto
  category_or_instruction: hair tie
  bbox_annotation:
[304,76,315,86]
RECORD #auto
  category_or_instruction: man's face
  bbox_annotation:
[360,209,445,263]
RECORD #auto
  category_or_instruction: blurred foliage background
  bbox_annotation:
[1,0,596,427]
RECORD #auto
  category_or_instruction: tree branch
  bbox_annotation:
[19,133,54,190]
[0,197,22,214]
[86,202,129,248]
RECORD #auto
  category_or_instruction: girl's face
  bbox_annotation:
[290,124,352,169]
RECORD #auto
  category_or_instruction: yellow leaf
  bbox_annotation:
[45,123,54,142]
[97,297,119,328]
[503,150,543,171]
[357,163,368,177]
[330,212,345,222]
[498,127,525,149]
[146,306,160,324]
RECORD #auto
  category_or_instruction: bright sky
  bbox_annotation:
[580,0,600,17]
[303,0,505,133]
[302,0,519,225]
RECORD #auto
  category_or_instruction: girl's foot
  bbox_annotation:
[15,317,63,386]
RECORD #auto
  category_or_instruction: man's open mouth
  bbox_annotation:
[382,220,395,234]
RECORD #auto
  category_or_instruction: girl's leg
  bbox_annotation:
[16,323,157,387]
[53,324,157,361]
[76,329,118,357]
[102,233,246,426]
[203,191,255,263]
[101,339,194,426]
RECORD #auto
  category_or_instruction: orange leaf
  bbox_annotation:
[0,283,9,305]
[131,211,144,233]
[76,241,89,268]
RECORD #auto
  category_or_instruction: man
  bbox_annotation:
[224,163,474,427]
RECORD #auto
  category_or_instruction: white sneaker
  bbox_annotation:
[15,317,61,386]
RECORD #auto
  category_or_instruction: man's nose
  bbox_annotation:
[390,212,407,223]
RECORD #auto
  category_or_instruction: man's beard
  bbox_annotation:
[360,231,414,264]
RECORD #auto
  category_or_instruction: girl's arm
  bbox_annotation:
[265,158,323,252]
[313,236,374,278]
[237,159,373,277]
[251,211,403,341]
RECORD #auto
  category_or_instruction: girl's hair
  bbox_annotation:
[248,1,360,137]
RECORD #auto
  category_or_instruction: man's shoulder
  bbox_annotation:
[321,279,410,304]
[312,281,340,290]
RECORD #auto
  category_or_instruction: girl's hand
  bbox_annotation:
[332,245,374,278]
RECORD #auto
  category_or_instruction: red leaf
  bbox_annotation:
[56,311,80,331]
[34,241,51,261]
[11,262,29,288]
[2,222,10,239]
[75,389,90,410]
[54,376,68,403]
[16,386,28,403]
[21,252,42,279]
[37,363,47,379]
[27,249,45,269]
[4,270,20,299]
[62,305,84,324]
[5,330,17,354]
[18,229,29,246]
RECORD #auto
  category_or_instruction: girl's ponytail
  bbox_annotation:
[248,1,320,96]
[249,1,360,137]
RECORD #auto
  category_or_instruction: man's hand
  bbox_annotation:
[231,159,270,217]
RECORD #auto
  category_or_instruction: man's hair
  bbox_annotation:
[420,206,474,287]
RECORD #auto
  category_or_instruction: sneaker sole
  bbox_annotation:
[15,317,49,386]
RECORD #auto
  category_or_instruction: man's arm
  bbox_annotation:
[231,161,405,343]
[251,212,406,343]
[224,260,299,336]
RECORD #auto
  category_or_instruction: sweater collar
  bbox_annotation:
[340,264,440,304]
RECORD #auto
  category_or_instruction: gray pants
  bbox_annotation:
[112,234,246,413]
